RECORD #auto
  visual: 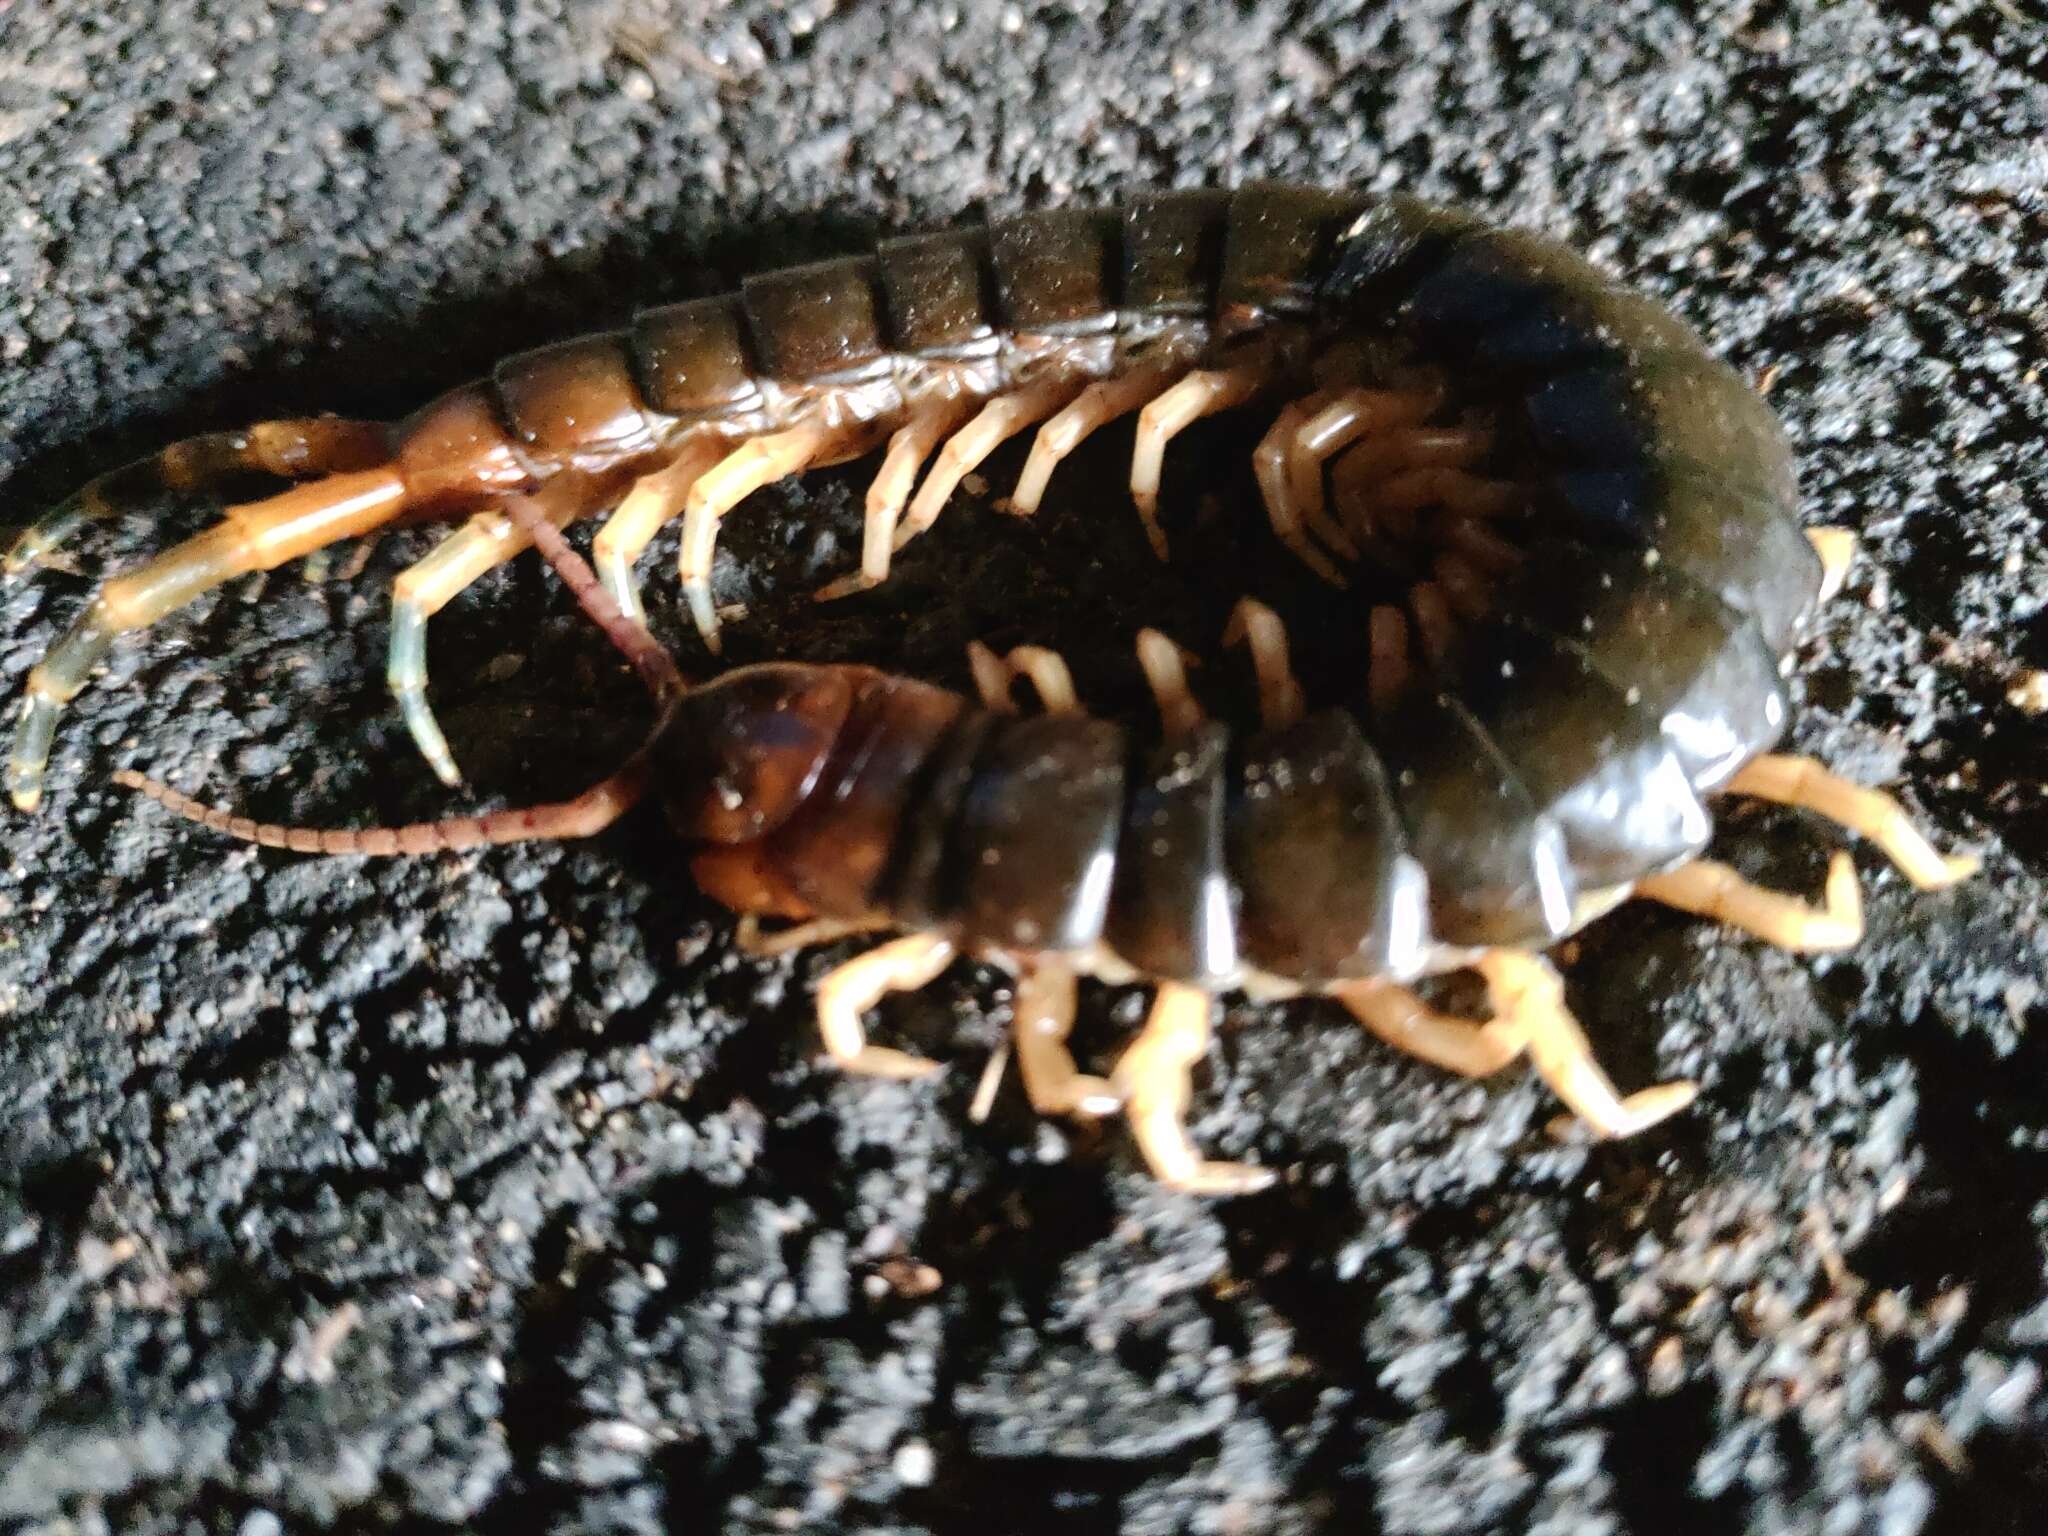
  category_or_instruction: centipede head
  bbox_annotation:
[654,662,856,844]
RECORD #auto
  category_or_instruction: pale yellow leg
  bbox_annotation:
[1330,421,1490,546]
[1291,386,1443,550]
[814,933,957,1081]
[1295,386,1444,469]
[10,468,409,811]
[1252,397,1350,585]
[1135,628,1205,737]
[1011,960,1120,1118]
[5,416,391,580]
[1727,754,1980,889]
[1443,516,1523,574]
[1334,977,1527,1077]
[1334,423,1490,486]
[678,421,855,652]
[1112,982,1275,1195]
[387,483,599,787]
[1130,354,1273,560]
[1432,552,1494,623]
[1808,526,1856,603]
[734,914,891,957]
[900,378,1079,546]
[590,438,728,622]
[1005,645,1080,713]
[968,1040,1012,1125]
[816,399,975,601]
[966,640,1018,712]
[1350,953,1700,1138]
[1010,362,1179,515]
[1283,394,1364,565]
[1338,956,1698,1137]
[1222,597,1306,731]
[1295,388,1451,558]
[1472,953,1699,1138]
[1371,466,1517,518]
[1635,852,1864,952]
[1407,580,1457,670]
[965,641,1080,715]
[1366,604,1413,718]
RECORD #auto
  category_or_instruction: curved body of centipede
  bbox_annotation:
[9,184,1977,1192]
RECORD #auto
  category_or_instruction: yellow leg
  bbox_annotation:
[813,933,956,1081]
[1294,386,1443,470]
[1335,953,1698,1138]
[1481,953,1700,1137]
[1293,388,1446,557]
[1011,960,1120,1118]
[590,438,728,622]
[1443,516,1522,574]
[815,399,976,600]
[1727,753,1979,889]
[1291,386,1442,548]
[678,420,873,652]
[1333,422,1489,486]
[1111,982,1275,1195]
[965,640,1080,715]
[1635,853,1864,952]
[1407,580,1457,670]
[10,468,409,812]
[1252,396,1350,585]
[1366,604,1414,718]
[1004,645,1080,714]
[900,378,1079,547]
[1135,628,1205,737]
[966,640,1018,712]
[1221,597,1305,731]
[1432,552,1495,623]
[1374,467,1519,518]
[5,417,389,579]
[1129,354,1273,560]
[1330,420,1491,547]
[1335,977,1526,1077]
[386,475,611,786]
[1010,361,1179,515]
[734,914,891,957]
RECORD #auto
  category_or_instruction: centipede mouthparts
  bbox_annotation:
[7,183,1979,1193]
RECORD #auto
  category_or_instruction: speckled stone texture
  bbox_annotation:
[2,3,2046,1532]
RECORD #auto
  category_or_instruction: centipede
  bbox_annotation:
[6,183,1978,1193]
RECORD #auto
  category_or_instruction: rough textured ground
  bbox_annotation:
[3,2,2047,1532]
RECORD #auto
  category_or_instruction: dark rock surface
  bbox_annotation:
[3,2,2046,1531]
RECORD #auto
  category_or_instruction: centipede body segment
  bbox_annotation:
[8,184,1978,1193]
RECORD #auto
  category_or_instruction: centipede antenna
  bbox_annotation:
[499,492,686,705]
[116,491,685,856]
[112,762,650,854]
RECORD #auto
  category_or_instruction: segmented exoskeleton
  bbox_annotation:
[8,185,1977,1192]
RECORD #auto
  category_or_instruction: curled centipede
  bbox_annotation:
[7,184,1978,1193]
